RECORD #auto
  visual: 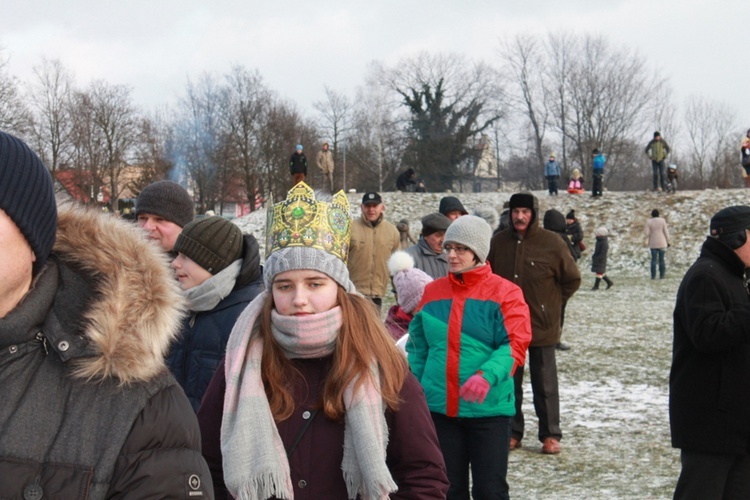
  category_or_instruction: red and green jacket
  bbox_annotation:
[407,263,531,418]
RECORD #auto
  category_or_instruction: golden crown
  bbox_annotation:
[266,182,351,262]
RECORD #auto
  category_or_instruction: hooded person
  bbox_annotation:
[196,182,448,499]
[385,251,433,342]
[565,209,584,261]
[438,196,468,221]
[487,192,581,455]
[591,226,613,290]
[408,214,532,498]
[168,216,265,411]
[0,131,213,497]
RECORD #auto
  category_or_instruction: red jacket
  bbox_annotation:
[198,357,449,499]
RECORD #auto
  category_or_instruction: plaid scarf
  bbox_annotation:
[222,291,397,499]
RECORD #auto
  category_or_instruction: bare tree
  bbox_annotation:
[682,95,738,188]
[313,85,354,188]
[0,49,31,134]
[28,58,74,173]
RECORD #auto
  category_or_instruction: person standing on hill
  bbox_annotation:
[670,206,750,499]
[316,142,334,191]
[591,148,606,197]
[740,130,750,188]
[396,168,417,192]
[645,131,671,192]
[645,208,670,279]
[591,226,613,290]
[545,153,561,196]
[289,144,308,185]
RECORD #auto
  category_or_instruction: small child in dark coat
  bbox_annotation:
[591,226,613,290]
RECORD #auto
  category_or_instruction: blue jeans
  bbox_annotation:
[431,413,511,500]
[650,248,666,279]
[652,160,666,190]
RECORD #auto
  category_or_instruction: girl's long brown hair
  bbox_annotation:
[259,287,407,421]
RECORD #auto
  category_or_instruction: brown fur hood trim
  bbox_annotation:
[53,204,186,384]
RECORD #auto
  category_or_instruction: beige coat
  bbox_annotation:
[347,214,400,297]
[645,217,670,249]
[316,149,334,174]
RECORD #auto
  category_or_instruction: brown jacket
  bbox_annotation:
[488,212,581,347]
[347,214,400,297]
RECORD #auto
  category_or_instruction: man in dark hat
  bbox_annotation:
[670,206,750,499]
[487,192,581,455]
[405,212,452,279]
[347,191,400,310]
[135,179,194,253]
[0,131,212,497]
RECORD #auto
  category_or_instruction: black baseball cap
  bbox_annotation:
[362,192,383,205]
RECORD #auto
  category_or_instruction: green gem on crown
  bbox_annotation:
[291,206,305,219]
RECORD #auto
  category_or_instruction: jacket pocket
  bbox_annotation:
[0,457,94,499]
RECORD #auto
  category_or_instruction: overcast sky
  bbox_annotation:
[2,0,748,134]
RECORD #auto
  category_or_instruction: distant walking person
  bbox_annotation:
[591,148,606,197]
[289,144,308,185]
[670,206,750,500]
[740,130,750,188]
[645,209,670,279]
[545,153,561,196]
[591,226,613,290]
[316,142,335,191]
[645,131,671,192]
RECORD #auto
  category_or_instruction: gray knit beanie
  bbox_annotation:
[264,246,356,292]
[0,131,57,276]
[443,215,492,263]
[173,216,243,274]
[135,180,194,227]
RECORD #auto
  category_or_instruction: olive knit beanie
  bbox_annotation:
[173,216,243,274]
[0,131,57,276]
[135,180,194,227]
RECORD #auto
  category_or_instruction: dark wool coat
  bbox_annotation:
[543,209,578,262]
[168,234,264,410]
[487,206,581,347]
[198,357,450,499]
[670,237,750,455]
[566,220,584,261]
[0,207,213,499]
[591,236,609,274]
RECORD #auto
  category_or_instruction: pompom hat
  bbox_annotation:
[388,251,433,314]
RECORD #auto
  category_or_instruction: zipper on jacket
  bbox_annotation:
[35,331,48,355]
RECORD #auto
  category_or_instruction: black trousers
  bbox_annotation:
[512,345,561,442]
[674,449,750,499]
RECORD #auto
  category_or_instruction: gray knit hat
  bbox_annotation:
[264,246,355,292]
[443,215,493,263]
[0,131,57,276]
[173,216,243,274]
[135,180,194,227]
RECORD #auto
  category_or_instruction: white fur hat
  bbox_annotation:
[388,251,433,314]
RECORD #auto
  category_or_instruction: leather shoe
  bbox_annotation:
[556,342,571,351]
[542,438,561,454]
[509,437,522,450]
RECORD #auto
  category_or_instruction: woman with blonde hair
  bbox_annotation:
[197,183,448,499]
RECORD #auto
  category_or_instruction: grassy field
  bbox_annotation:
[507,275,680,499]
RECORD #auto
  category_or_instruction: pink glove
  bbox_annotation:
[459,373,490,404]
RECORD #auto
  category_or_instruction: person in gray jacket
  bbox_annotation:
[405,212,451,279]
[0,131,213,498]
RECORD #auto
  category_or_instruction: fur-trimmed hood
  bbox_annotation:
[52,204,185,384]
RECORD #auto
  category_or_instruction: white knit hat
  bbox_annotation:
[388,251,433,314]
[443,215,493,263]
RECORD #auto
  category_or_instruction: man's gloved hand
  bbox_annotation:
[459,373,490,404]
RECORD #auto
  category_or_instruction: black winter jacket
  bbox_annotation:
[591,236,608,274]
[0,207,213,499]
[670,237,750,455]
[168,234,264,410]
[289,152,308,175]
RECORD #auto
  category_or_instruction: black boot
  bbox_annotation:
[591,278,601,290]
[603,276,613,289]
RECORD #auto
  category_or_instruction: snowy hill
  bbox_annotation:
[234,188,750,276]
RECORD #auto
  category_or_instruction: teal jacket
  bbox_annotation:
[408,263,531,418]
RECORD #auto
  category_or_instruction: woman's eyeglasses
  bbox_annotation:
[444,245,470,255]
